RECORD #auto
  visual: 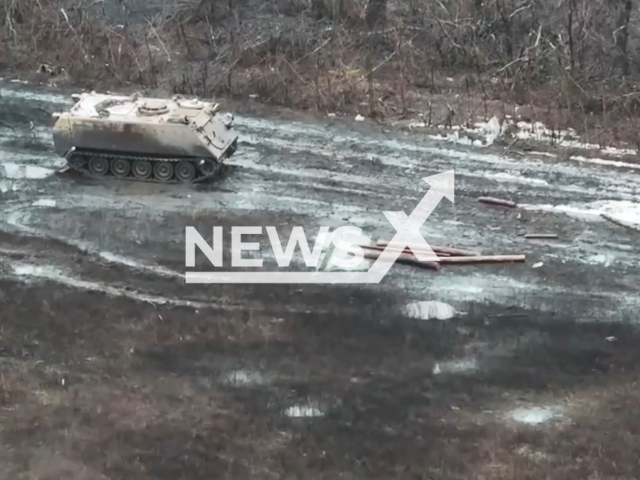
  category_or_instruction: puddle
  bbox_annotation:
[403,301,457,320]
[284,403,325,418]
[508,406,564,425]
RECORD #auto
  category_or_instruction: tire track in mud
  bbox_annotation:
[1,84,640,323]
[235,115,640,200]
[6,86,640,475]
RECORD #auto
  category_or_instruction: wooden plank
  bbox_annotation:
[376,240,479,257]
[362,248,440,270]
[478,196,517,208]
[524,233,558,239]
[437,255,525,264]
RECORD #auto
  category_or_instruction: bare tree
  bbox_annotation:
[312,0,325,19]
[365,0,386,29]
[613,0,633,75]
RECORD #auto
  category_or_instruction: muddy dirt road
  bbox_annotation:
[1,83,640,479]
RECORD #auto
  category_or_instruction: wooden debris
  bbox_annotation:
[376,240,479,257]
[364,245,524,266]
[478,196,517,208]
[524,233,558,239]
[601,213,640,233]
[437,255,525,264]
[362,248,440,270]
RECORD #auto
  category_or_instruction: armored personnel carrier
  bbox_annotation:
[52,92,238,183]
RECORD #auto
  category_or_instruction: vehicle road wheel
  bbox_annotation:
[175,161,196,183]
[110,158,131,178]
[88,157,109,176]
[132,160,152,180]
[153,162,174,182]
[198,159,218,178]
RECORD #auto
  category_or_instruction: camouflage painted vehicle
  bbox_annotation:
[52,92,238,183]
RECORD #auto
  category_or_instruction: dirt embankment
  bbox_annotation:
[3,0,640,152]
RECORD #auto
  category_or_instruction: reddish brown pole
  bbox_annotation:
[362,248,440,270]
[478,196,517,208]
[377,240,479,257]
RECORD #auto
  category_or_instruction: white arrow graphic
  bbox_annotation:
[364,170,455,283]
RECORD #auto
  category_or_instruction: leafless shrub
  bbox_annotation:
[3,0,640,143]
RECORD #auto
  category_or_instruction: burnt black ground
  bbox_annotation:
[1,83,640,479]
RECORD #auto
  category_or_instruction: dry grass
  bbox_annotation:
[3,0,640,145]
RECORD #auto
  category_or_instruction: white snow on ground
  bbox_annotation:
[483,172,550,187]
[1,163,54,179]
[0,180,21,193]
[427,116,506,147]
[522,200,640,227]
[403,301,457,320]
[221,370,267,386]
[32,199,57,207]
[0,126,51,142]
[0,88,70,105]
[284,403,325,418]
[508,406,564,425]
[432,358,479,375]
[515,121,637,156]
[570,155,640,170]
[409,115,638,158]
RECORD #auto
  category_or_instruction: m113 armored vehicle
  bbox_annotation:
[52,92,238,183]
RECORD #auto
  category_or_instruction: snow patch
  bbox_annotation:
[0,88,69,105]
[484,172,549,187]
[515,122,637,156]
[427,116,506,147]
[412,116,636,158]
[1,163,54,180]
[284,403,324,418]
[522,200,640,227]
[508,406,564,425]
[571,155,640,170]
[403,301,457,320]
[32,199,57,208]
[0,180,20,193]
[221,370,266,386]
[433,358,479,375]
